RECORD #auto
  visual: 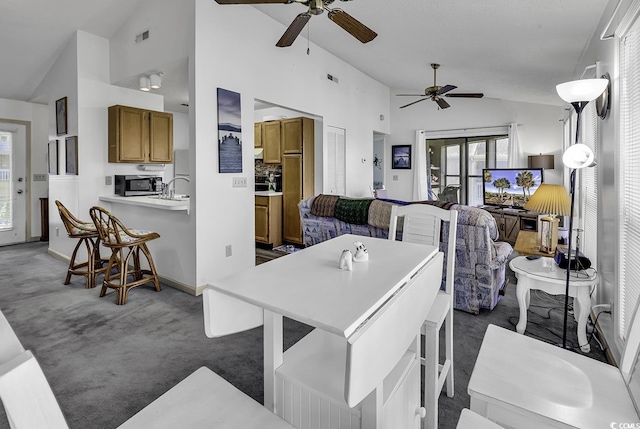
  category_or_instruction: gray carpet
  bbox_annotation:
[0,241,608,428]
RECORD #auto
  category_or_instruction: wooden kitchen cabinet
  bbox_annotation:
[108,105,173,164]
[282,118,314,244]
[261,121,281,164]
[255,195,283,247]
[254,123,262,148]
[282,117,313,154]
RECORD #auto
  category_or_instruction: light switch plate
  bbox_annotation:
[33,174,46,182]
[232,177,247,188]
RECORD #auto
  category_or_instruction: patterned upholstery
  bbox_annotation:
[299,196,513,314]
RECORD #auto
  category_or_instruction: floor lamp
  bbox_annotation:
[556,78,608,349]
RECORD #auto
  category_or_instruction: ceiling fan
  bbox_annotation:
[214,0,377,47]
[397,64,484,109]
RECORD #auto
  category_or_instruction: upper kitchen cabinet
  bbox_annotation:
[282,117,313,154]
[254,123,262,148]
[108,105,173,163]
[254,120,282,164]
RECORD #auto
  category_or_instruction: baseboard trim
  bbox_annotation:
[591,307,617,366]
[48,248,69,263]
[47,248,201,296]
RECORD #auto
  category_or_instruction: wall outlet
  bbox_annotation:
[55,227,59,237]
[232,177,247,188]
[105,176,112,186]
[225,245,232,257]
[33,174,46,182]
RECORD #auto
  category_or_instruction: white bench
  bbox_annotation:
[468,317,640,428]
[0,350,294,429]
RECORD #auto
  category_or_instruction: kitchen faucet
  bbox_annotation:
[162,176,190,199]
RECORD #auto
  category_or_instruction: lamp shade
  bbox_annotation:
[139,76,151,92]
[528,154,555,169]
[556,78,608,103]
[524,183,571,216]
[562,144,595,169]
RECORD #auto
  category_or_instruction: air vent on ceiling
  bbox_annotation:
[135,30,150,43]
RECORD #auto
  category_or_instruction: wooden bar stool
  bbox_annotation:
[55,200,107,289]
[89,206,161,305]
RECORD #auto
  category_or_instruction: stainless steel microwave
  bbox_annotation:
[114,175,163,196]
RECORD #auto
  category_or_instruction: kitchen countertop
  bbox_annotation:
[99,195,190,214]
[255,191,283,197]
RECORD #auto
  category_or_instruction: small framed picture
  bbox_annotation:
[48,140,58,175]
[392,145,412,169]
[65,136,78,175]
[56,97,67,136]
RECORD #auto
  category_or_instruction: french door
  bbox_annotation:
[0,123,27,246]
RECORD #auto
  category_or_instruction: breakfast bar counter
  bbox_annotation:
[99,195,190,214]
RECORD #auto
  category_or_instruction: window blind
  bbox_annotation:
[619,20,640,340]
[581,102,598,266]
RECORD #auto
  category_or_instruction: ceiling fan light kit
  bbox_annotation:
[398,63,484,110]
[215,0,376,47]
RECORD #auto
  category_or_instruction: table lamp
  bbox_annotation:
[524,184,571,254]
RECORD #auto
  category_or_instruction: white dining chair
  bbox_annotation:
[388,203,458,429]
[0,350,295,429]
[0,310,24,365]
[468,305,640,428]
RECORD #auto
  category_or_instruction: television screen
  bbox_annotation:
[482,168,544,208]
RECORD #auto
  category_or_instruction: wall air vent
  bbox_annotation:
[135,30,150,43]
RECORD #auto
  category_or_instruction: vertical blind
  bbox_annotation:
[619,19,640,340]
[581,102,598,267]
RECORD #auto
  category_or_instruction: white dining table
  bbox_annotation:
[207,234,441,416]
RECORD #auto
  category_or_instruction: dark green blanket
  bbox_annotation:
[334,198,373,225]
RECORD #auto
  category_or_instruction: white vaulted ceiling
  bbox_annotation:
[0,0,609,109]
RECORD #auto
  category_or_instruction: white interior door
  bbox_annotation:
[0,124,27,246]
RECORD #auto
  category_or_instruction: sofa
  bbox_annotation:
[299,195,513,314]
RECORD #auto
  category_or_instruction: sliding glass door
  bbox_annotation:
[427,135,508,205]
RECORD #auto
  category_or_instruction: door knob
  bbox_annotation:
[17,190,23,194]
[18,177,23,182]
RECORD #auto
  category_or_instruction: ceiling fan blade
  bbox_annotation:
[436,97,450,109]
[399,98,429,109]
[445,93,485,98]
[436,84,457,95]
[396,94,428,97]
[276,13,311,47]
[215,0,290,3]
[327,9,377,43]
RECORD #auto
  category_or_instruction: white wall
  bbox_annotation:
[105,0,390,290]
[0,99,48,241]
[44,30,198,288]
[387,93,565,202]
[189,0,390,287]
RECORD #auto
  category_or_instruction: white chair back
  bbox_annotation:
[345,252,443,407]
[0,351,69,429]
[0,311,24,364]
[202,287,263,338]
[388,204,458,295]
